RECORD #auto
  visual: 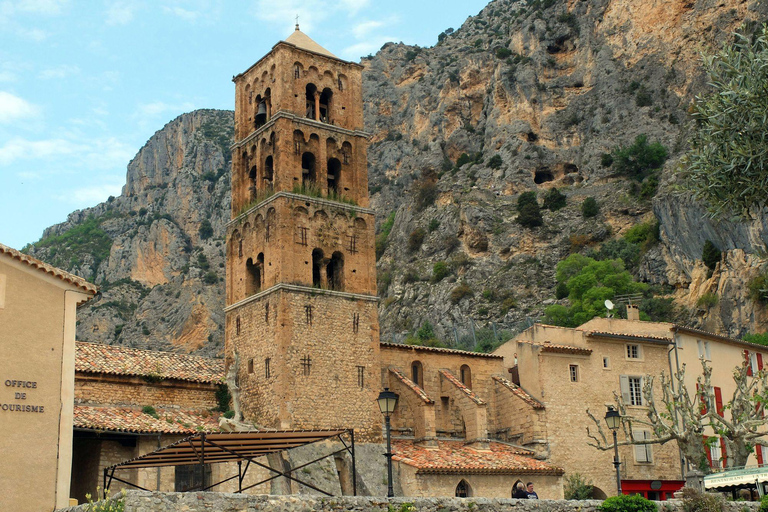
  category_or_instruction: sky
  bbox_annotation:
[0,0,490,250]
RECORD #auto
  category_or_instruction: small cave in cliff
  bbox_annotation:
[534,168,555,184]
[546,36,570,55]
[527,132,538,142]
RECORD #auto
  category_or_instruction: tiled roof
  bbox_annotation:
[439,369,486,405]
[587,331,672,344]
[539,342,593,355]
[0,242,98,296]
[73,405,221,434]
[493,376,545,410]
[389,367,434,404]
[392,439,563,475]
[76,342,225,384]
[672,325,768,352]
[380,342,503,359]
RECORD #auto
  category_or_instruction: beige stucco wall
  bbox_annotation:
[0,256,91,511]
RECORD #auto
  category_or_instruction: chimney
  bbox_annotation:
[627,304,640,321]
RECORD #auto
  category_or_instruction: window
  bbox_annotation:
[357,365,364,388]
[352,313,360,333]
[248,358,254,374]
[411,361,423,388]
[460,365,472,388]
[633,430,653,463]
[603,357,610,369]
[297,226,309,246]
[305,305,312,325]
[175,463,211,492]
[236,316,241,335]
[751,352,759,375]
[709,440,722,469]
[569,364,579,382]
[301,355,311,376]
[265,358,271,379]
[455,480,471,498]
[620,375,644,406]
[265,302,270,324]
[697,340,711,360]
[626,344,641,359]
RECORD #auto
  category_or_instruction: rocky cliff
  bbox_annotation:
[25,0,768,354]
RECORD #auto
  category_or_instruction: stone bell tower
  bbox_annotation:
[225,26,381,441]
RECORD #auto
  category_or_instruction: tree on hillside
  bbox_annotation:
[680,24,768,218]
[586,359,768,472]
[544,254,648,327]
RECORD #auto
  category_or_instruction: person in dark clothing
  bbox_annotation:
[513,482,527,498]
[526,482,539,499]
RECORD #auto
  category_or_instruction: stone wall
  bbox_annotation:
[58,490,763,512]
[74,375,218,409]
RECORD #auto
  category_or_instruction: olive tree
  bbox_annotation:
[680,24,768,218]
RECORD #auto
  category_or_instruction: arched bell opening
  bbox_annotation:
[249,166,258,200]
[246,256,263,295]
[264,156,274,189]
[327,158,341,196]
[306,83,318,120]
[319,88,333,123]
[311,248,324,287]
[302,152,316,189]
[327,251,344,291]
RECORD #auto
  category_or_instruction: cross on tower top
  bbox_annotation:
[295,14,299,31]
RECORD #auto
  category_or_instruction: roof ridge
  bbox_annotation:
[0,242,98,295]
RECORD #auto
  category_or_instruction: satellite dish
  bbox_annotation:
[605,300,615,310]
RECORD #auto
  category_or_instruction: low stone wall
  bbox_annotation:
[58,490,763,512]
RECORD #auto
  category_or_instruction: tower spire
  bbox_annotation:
[295,14,299,31]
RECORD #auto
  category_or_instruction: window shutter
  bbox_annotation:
[703,436,713,467]
[714,387,724,417]
[633,430,651,462]
[640,377,645,406]
[757,445,764,466]
[620,375,630,403]
[745,350,753,376]
[758,353,764,371]
[721,437,727,468]
[696,383,708,414]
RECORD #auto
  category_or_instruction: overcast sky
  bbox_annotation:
[0,0,489,250]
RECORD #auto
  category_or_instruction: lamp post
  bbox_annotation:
[605,406,622,495]
[377,388,399,498]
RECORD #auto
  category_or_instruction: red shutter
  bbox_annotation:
[745,350,753,376]
[757,445,764,466]
[697,383,708,414]
[758,353,764,371]
[704,436,713,467]
[721,438,728,468]
[714,387,724,417]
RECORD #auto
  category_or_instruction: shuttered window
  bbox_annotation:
[620,375,644,406]
[633,430,653,463]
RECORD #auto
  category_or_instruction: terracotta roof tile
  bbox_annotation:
[493,376,545,410]
[539,342,593,355]
[392,439,563,475]
[380,342,503,359]
[439,369,486,405]
[587,331,672,344]
[73,405,221,434]
[76,342,225,384]
[0,242,98,296]
[389,367,434,404]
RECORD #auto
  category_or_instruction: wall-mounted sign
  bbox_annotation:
[2,378,44,413]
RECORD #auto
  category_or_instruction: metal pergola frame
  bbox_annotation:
[101,429,356,498]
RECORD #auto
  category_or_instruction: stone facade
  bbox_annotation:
[225,28,381,441]
[57,490,763,512]
[74,375,217,409]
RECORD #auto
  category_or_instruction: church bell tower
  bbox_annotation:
[225,26,381,441]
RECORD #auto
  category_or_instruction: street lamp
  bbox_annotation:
[377,388,399,498]
[605,405,622,495]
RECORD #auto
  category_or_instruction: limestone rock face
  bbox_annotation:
[27,109,233,356]
[26,0,768,353]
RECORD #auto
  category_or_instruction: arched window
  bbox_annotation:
[306,83,318,120]
[327,251,344,291]
[327,158,341,195]
[264,156,274,188]
[312,248,324,287]
[235,316,241,335]
[246,257,262,295]
[302,152,316,188]
[411,361,423,388]
[249,166,258,199]
[455,480,471,498]
[319,87,333,123]
[460,365,472,388]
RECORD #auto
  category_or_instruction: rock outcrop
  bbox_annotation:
[25,0,768,353]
